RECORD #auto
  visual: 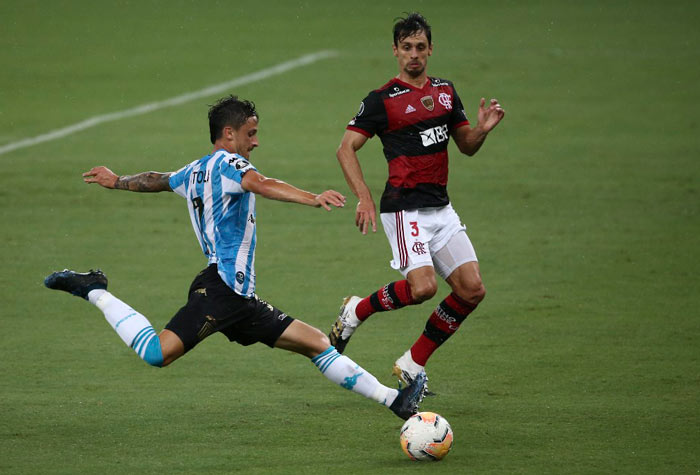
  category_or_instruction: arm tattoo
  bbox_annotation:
[114,172,172,192]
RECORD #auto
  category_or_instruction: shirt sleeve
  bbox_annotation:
[220,154,257,193]
[346,91,386,138]
[168,164,191,198]
[449,84,470,131]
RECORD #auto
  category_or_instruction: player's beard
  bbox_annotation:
[405,63,425,78]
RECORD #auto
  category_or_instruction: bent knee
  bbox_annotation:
[317,331,331,350]
[473,284,486,304]
[304,327,332,358]
[456,283,486,306]
[410,282,438,303]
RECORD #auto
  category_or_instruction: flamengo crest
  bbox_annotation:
[420,96,434,111]
[438,93,452,110]
[412,241,427,255]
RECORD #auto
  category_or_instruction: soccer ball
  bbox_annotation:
[399,411,454,461]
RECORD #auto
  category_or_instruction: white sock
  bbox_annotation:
[397,349,425,376]
[312,347,398,406]
[87,289,163,366]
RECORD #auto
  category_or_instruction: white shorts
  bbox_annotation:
[380,204,478,280]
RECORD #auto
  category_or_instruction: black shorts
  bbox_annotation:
[165,265,294,353]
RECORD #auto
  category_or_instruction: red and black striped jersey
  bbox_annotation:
[347,76,470,213]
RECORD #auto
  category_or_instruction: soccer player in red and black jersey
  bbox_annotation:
[329,12,505,389]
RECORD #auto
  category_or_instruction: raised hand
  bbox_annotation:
[477,97,505,133]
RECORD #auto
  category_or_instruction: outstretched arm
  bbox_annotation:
[452,98,505,156]
[336,129,376,234]
[83,166,172,192]
[240,169,345,211]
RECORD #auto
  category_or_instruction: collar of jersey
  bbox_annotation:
[392,76,431,92]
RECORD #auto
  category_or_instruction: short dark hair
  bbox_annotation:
[393,12,431,46]
[208,95,258,144]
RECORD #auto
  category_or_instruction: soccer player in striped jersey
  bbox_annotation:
[45,95,426,420]
[328,13,505,390]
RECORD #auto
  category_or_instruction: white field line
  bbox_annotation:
[0,50,338,156]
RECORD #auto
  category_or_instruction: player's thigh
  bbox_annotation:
[274,320,330,358]
[220,295,294,348]
[164,265,252,353]
[445,261,485,303]
[432,230,478,280]
[158,329,185,366]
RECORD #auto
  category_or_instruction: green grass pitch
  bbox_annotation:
[1,1,698,473]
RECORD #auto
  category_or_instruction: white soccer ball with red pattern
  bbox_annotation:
[399,411,454,461]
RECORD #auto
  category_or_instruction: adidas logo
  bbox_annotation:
[405,104,416,114]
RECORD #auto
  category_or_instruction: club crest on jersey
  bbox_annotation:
[438,93,452,110]
[420,95,434,111]
[405,104,416,114]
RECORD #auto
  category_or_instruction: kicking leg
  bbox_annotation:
[275,320,426,420]
[45,269,184,367]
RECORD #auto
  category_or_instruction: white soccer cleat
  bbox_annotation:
[328,295,362,354]
[393,350,432,394]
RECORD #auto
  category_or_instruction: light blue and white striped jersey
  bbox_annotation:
[169,150,258,297]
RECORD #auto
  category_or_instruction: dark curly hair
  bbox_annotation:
[208,95,258,144]
[393,12,432,46]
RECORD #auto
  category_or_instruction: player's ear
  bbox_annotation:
[392,43,398,57]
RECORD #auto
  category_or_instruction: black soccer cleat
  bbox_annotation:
[44,269,108,300]
[389,371,428,420]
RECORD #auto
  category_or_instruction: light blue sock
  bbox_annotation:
[130,326,164,367]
